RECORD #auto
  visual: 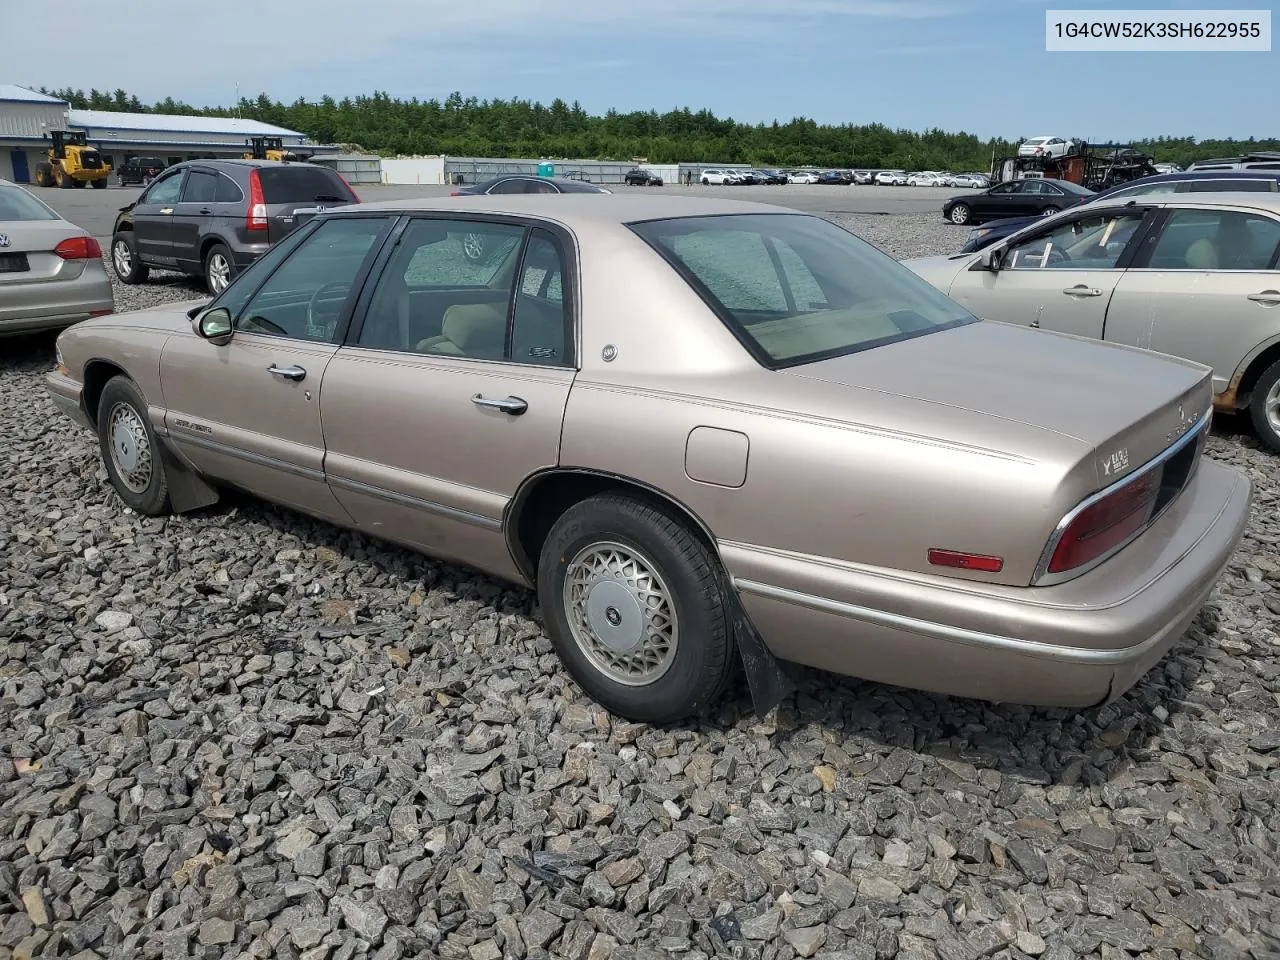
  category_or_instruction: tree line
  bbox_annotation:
[36,85,1280,171]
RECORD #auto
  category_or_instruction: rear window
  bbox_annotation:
[255,165,356,204]
[630,213,975,368]
[0,185,59,221]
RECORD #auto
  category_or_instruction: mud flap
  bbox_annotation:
[157,439,220,513]
[727,585,796,717]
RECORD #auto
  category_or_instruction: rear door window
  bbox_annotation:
[255,166,355,204]
[180,170,218,204]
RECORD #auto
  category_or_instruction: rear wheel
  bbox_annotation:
[34,163,53,187]
[537,492,736,723]
[203,243,234,294]
[949,203,971,225]
[111,233,149,284]
[57,168,72,189]
[1041,205,1060,217]
[1249,359,1280,454]
[97,376,172,516]
[91,178,106,190]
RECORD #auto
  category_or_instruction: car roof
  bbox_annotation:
[174,158,323,170]
[1084,191,1280,214]
[345,194,795,226]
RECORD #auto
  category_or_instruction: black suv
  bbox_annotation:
[623,168,663,186]
[116,156,167,186]
[110,158,360,293]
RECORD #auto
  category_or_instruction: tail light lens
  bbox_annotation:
[336,172,359,202]
[53,236,102,259]
[247,169,268,232]
[451,191,460,197]
[1047,472,1159,575]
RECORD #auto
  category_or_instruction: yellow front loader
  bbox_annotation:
[242,136,311,163]
[33,131,111,189]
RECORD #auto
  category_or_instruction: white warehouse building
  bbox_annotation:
[0,84,337,184]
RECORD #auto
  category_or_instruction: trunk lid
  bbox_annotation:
[0,220,93,285]
[783,320,1213,489]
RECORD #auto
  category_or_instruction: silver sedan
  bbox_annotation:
[0,178,114,336]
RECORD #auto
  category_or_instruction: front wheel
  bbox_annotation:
[97,376,172,516]
[949,203,971,225]
[537,493,736,724]
[1249,358,1280,454]
[91,178,106,190]
[461,232,486,262]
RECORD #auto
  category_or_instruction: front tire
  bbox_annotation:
[1249,358,1280,454]
[203,243,234,294]
[111,233,149,284]
[949,203,972,225]
[91,178,106,190]
[97,376,172,516]
[537,493,736,724]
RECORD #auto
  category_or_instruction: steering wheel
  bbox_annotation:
[307,280,350,337]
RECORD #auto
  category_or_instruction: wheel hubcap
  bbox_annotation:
[563,541,678,686]
[113,241,131,274]
[951,207,967,223]
[208,253,230,292]
[1265,378,1280,437]
[107,402,152,493]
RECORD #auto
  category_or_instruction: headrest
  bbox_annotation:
[441,302,507,353]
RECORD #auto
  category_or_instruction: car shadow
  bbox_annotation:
[209,483,1218,790]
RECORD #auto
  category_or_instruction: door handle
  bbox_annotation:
[472,394,527,415]
[1062,285,1102,297]
[198,207,213,214]
[267,364,307,381]
[159,207,173,215]
[1247,290,1280,304]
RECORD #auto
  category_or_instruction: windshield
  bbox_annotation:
[0,185,59,221]
[630,213,976,368]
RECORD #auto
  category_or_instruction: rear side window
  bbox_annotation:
[255,166,356,204]
[1181,179,1276,192]
[0,185,59,220]
[215,174,243,203]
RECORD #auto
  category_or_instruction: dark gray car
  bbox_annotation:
[110,158,360,293]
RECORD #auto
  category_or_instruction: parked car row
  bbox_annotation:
[44,192,1254,726]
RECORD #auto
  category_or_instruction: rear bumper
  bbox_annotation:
[0,266,114,336]
[724,459,1252,708]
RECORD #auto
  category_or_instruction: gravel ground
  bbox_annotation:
[2,216,1279,960]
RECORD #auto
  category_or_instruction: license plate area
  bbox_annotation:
[0,253,30,274]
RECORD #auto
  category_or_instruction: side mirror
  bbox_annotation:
[977,246,1004,272]
[194,307,233,344]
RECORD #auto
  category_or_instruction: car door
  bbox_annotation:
[1101,204,1280,396]
[131,168,186,264]
[945,206,1152,340]
[159,213,396,524]
[320,215,577,582]
[977,181,1023,218]
[170,167,220,272]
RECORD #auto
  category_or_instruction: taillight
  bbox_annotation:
[53,236,102,259]
[451,191,460,197]
[336,172,359,202]
[1047,472,1158,575]
[247,169,268,232]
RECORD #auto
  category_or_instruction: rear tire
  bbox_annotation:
[91,178,106,190]
[203,243,234,294]
[97,376,172,516]
[34,163,54,187]
[537,492,736,724]
[1248,359,1280,454]
[111,232,149,284]
[1041,205,1060,217]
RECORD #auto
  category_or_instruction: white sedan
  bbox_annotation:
[902,191,1280,453]
[788,171,819,184]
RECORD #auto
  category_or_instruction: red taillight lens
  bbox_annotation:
[1047,473,1158,574]
[336,172,359,202]
[247,169,268,232]
[928,549,1004,573]
[451,190,461,196]
[53,236,102,259]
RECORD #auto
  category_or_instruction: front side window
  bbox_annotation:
[1004,211,1146,270]
[234,216,391,341]
[143,172,184,205]
[1147,209,1280,271]
[988,182,1019,195]
[356,217,528,359]
[631,213,974,367]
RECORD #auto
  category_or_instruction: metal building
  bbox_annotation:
[310,153,383,184]
[0,83,338,183]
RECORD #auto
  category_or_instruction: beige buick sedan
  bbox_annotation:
[46,195,1252,723]
[906,192,1280,453]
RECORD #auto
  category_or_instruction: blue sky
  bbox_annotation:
[2,0,1274,140]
